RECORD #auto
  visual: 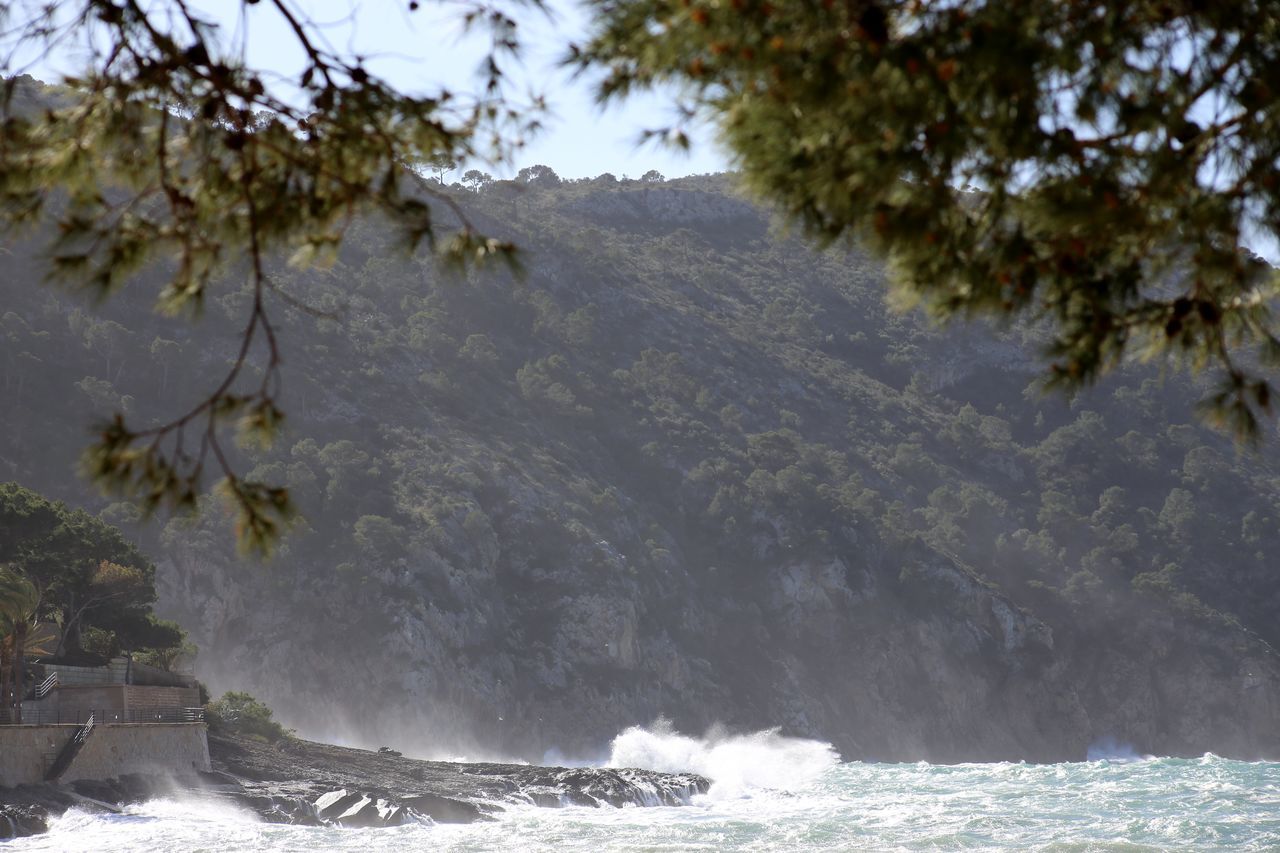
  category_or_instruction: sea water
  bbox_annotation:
[10,724,1280,851]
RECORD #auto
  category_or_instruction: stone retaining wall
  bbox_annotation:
[0,726,76,787]
[17,685,202,723]
[0,724,209,787]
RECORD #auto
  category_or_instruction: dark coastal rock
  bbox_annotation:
[0,729,710,838]
[206,730,709,812]
[0,803,50,839]
[401,792,491,823]
[0,783,96,838]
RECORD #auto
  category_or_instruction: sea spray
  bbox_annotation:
[605,718,840,796]
[1086,736,1156,762]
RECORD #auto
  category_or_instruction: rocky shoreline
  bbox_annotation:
[0,730,709,839]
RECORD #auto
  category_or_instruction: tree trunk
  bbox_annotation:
[55,594,86,659]
[12,621,26,724]
[0,640,11,715]
[53,600,71,660]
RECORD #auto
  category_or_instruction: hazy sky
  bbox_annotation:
[246,0,733,179]
[25,0,730,181]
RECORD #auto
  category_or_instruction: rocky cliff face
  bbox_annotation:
[5,173,1279,763]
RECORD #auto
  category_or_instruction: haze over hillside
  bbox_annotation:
[3,172,1278,762]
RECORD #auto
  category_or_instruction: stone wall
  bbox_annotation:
[17,685,200,725]
[16,686,127,724]
[51,684,128,713]
[0,724,209,787]
[124,685,201,711]
[42,659,129,686]
[0,725,77,786]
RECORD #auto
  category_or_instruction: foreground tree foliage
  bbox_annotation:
[0,1,539,550]
[2,1,1279,549]
[574,0,1280,436]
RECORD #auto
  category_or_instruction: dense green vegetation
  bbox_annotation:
[205,690,292,743]
[2,173,1277,756]
[0,482,186,712]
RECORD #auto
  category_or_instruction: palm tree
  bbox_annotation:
[0,566,45,723]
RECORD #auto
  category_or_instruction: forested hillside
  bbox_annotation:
[2,171,1278,761]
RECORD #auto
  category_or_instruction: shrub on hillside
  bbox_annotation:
[205,691,292,743]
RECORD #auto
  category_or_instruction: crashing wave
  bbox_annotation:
[605,718,840,797]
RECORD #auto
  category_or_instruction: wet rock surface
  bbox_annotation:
[0,729,709,837]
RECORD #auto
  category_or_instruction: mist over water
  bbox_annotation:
[1086,736,1156,762]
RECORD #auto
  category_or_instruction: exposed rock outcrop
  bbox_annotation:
[0,730,709,838]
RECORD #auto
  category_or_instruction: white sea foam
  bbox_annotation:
[18,798,263,853]
[605,718,840,797]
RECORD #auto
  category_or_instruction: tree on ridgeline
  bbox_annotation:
[462,170,494,192]
[516,164,563,187]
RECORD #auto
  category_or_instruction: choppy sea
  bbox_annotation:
[10,723,1280,851]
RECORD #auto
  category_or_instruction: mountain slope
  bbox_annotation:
[3,172,1278,761]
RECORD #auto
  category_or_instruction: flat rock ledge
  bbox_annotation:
[0,730,709,838]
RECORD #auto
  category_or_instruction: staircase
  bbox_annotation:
[45,713,94,782]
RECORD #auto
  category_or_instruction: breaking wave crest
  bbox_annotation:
[605,718,840,796]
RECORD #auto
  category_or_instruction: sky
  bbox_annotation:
[18,0,730,181]
[228,0,733,179]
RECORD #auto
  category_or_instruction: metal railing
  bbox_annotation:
[0,706,205,726]
[35,672,58,700]
[45,713,95,782]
